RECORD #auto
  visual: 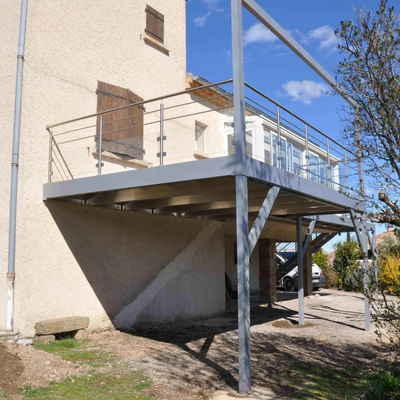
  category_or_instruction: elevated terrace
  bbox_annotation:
[43,79,364,222]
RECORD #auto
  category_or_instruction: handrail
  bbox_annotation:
[46,79,234,130]
[244,82,358,159]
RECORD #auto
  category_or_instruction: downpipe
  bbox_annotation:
[6,0,29,332]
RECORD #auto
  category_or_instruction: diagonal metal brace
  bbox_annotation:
[248,186,280,254]
[349,209,368,257]
[302,219,316,255]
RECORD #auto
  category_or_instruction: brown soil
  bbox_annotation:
[0,342,78,395]
[272,320,317,329]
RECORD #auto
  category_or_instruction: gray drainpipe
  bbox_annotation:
[7,0,29,332]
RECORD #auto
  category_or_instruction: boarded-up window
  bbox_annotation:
[96,81,144,160]
[145,5,164,43]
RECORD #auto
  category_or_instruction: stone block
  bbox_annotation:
[34,316,89,335]
[74,329,88,340]
[33,335,56,345]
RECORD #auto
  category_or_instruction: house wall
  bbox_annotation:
[225,236,260,295]
[1,0,224,336]
[0,0,21,331]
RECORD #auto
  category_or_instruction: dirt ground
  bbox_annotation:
[0,289,391,399]
[92,289,387,399]
[0,341,81,395]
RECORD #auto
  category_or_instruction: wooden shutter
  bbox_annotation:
[96,82,144,160]
[145,5,164,43]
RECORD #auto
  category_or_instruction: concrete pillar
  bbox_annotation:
[259,239,276,304]
[303,241,313,297]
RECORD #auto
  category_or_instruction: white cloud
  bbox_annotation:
[243,23,277,46]
[194,12,211,28]
[193,0,223,28]
[280,80,329,105]
[202,0,223,12]
[301,25,340,54]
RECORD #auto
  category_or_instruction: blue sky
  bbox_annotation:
[186,0,394,251]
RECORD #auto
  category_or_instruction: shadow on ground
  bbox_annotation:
[118,303,383,399]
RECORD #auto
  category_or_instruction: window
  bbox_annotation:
[96,81,144,160]
[263,127,271,164]
[145,5,164,43]
[246,131,253,156]
[292,144,304,176]
[195,122,206,154]
[309,154,320,182]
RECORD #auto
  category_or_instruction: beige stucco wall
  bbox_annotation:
[0,0,21,331]
[1,0,237,336]
[225,236,260,295]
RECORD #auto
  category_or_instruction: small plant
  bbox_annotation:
[370,371,400,400]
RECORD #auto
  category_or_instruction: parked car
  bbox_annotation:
[278,262,326,291]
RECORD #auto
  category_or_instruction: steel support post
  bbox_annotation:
[356,111,370,332]
[277,107,282,169]
[361,225,371,332]
[231,0,246,160]
[344,151,349,195]
[231,0,250,393]
[326,139,331,188]
[373,229,378,302]
[350,210,371,332]
[305,126,310,180]
[48,129,53,183]
[159,103,165,166]
[296,216,305,325]
[236,175,251,394]
[98,115,103,176]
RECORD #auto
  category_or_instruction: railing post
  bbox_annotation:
[48,128,53,183]
[326,139,331,188]
[344,151,349,196]
[277,107,282,169]
[157,103,166,166]
[98,115,103,175]
[305,125,310,180]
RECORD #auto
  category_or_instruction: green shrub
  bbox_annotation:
[370,371,400,400]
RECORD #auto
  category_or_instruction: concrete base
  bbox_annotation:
[211,387,279,399]
[259,239,276,304]
[0,332,19,341]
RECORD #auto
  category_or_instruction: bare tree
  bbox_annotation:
[335,0,400,226]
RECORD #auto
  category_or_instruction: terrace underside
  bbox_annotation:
[43,156,361,238]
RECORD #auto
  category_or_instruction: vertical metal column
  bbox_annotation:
[98,115,103,175]
[231,0,246,160]
[236,175,251,394]
[356,114,370,332]
[277,107,282,169]
[344,151,349,195]
[326,139,331,188]
[48,129,53,183]
[159,103,165,166]
[231,0,250,393]
[373,229,379,302]
[305,126,310,180]
[296,217,305,325]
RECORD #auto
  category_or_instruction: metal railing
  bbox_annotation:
[45,79,362,199]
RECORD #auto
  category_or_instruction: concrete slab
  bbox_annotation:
[0,332,19,341]
[211,387,279,399]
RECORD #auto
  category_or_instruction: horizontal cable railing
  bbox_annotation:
[45,79,361,200]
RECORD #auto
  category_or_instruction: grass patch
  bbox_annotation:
[20,371,156,400]
[33,338,117,367]
[286,362,370,399]
[0,389,9,399]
